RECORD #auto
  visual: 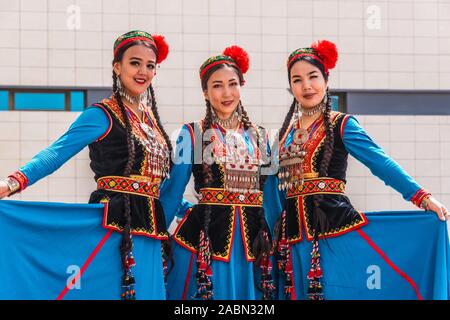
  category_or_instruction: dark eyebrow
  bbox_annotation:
[292,71,318,79]
[130,57,156,64]
[212,80,223,84]
[228,78,238,82]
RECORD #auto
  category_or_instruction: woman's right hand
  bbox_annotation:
[0,180,11,199]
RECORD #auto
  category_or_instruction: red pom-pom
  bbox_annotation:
[311,40,338,71]
[152,34,169,64]
[223,45,250,74]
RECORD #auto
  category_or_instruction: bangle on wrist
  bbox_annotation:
[420,196,431,210]
[4,177,20,195]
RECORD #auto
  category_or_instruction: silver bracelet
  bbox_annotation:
[420,196,430,210]
[3,177,20,194]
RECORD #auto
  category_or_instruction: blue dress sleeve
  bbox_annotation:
[342,115,423,202]
[259,133,284,233]
[159,124,194,225]
[262,174,283,234]
[19,107,111,187]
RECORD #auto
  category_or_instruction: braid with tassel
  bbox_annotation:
[113,72,137,300]
[194,100,215,300]
[308,89,334,301]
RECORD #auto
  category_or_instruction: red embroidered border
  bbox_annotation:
[92,103,113,142]
[97,176,160,199]
[198,188,263,206]
[286,178,345,198]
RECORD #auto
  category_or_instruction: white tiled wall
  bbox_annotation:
[1,0,450,210]
[1,112,450,212]
[0,0,449,91]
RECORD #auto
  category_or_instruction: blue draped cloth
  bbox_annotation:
[285,211,450,300]
[0,200,165,300]
[1,200,446,300]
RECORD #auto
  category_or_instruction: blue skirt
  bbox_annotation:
[0,200,165,300]
[282,211,450,300]
[167,212,270,300]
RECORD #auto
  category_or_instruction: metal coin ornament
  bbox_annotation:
[140,121,170,179]
[223,132,260,194]
[278,128,308,191]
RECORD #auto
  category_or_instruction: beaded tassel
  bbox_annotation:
[194,229,213,300]
[121,250,136,300]
[276,211,294,299]
[307,239,324,300]
[260,231,276,300]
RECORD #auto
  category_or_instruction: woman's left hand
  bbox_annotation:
[424,196,449,221]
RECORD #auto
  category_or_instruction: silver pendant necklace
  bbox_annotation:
[120,90,148,106]
[299,102,325,116]
[213,110,241,129]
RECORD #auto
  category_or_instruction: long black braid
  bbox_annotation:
[278,99,297,144]
[111,39,174,292]
[202,100,214,239]
[112,72,135,271]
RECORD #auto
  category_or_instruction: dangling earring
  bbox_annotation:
[116,75,123,94]
[140,89,148,105]
[294,100,301,123]
[323,90,328,105]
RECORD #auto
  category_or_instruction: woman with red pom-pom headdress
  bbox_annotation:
[0,31,178,299]
[159,46,282,300]
[273,40,448,300]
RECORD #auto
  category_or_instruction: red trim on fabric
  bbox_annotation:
[102,224,168,240]
[237,207,256,262]
[297,197,304,242]
[318,213,369,240]
[100,198,168,241]
[173,208,198,254]
[56,229,113,300]
[303,117,325,174]
[340,114,350,140]
[92,103,113,142]
[185,124,195,148]
[150,197,158,234]
[173,206,236,262]
[291,196,369,243]
[200,60,237,79]
[410,188,431,208]
[214,206,236,262]
[182,253,196,300]
[173,208,193,235]
[114,36,156,56]
[356,229,423,300]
